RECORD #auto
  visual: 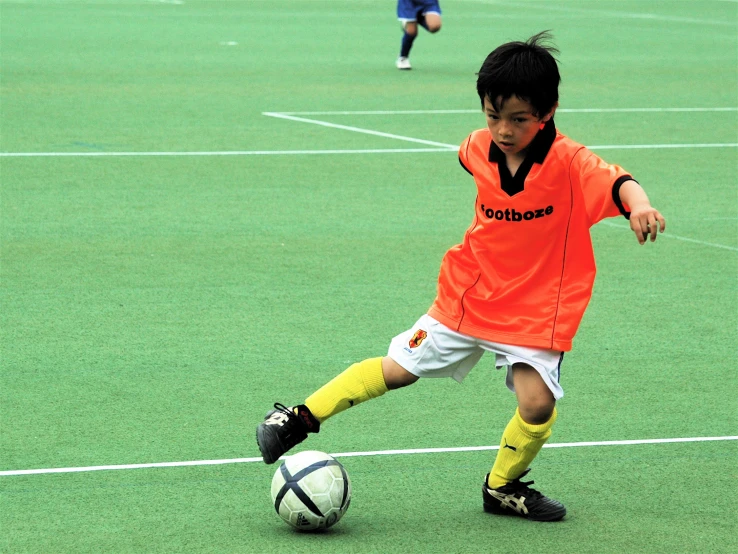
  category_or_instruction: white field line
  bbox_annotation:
[3,144,736,157]
[262,112,737,152]
[2,143,735,158]
[462,0,736,27]
[0,148,454,158]
[1,436,736,476]
[261,112,457,148]
[588,143,738,150]
[276,108,738,115]
[2,107,736,157]
[599,220,738,252]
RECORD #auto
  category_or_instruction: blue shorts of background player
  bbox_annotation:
[396,0,442,70]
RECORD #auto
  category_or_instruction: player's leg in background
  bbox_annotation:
[396,0,418,68]
[417,11,442,33]
[417,0,442,33]
[398,11,443,64]
[398,20,418,68]
[488,363,557,487]
[397,2,442,69]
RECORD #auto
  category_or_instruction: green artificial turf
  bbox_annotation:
[1,1,736,552]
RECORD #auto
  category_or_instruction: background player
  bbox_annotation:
[257,31,665,521]
[396,0,442,70]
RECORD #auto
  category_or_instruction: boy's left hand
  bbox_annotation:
[629,205,666,244]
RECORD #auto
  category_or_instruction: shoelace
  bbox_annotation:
[272,403,296,419]
[504,469,543,500]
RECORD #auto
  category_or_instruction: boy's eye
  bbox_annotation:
[487,113,500,120]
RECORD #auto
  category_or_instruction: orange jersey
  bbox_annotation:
[427,121,632,351]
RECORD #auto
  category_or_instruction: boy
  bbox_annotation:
[396,0,442,70]
[256,32,666,521]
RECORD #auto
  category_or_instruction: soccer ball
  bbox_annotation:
[270,450,351,531]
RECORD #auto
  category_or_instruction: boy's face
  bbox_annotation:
[483,95,553,159]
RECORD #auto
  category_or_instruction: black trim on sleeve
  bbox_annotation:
[612,175,637,219]
[459,156,473,175]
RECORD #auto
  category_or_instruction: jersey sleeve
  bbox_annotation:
[458,134,473,176]
[571,147,633,225]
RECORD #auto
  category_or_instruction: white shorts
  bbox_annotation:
[387,314,565,399]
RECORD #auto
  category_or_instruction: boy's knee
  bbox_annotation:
[402,21,418,36]
[381,356,418,390]
[518,401,555,425]
[511,362,555,423]
[425,14,442,32]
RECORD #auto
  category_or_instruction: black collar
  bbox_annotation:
[488,118,557,196]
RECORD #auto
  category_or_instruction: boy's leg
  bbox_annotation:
[400,21,418,64]
[417,12,442,33]
[396,0,418,68]
[257,314,473,464]
[488,407,556,488]
[483,363,566,521]
[256,357,416,463]
[306,356,416,422]
[489,363,556,485]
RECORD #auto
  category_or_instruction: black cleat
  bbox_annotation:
[482,469,566,521]
[256,403,320,464]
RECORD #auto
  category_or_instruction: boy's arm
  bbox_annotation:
[618,180,666,245]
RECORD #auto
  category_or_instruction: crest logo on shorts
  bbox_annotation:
[408,329,427,349]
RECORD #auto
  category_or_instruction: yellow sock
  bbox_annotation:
[305,357,388,423]
[487,407,557,489]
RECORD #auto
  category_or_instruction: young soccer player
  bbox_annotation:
[257,31,666,521]
[395,0,442,70]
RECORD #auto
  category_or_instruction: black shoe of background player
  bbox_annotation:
[482,469,566,521]
[256,403,320,464]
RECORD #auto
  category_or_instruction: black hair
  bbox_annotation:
[476,31,561,118]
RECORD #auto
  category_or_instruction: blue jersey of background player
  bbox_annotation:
[396,0,442,70]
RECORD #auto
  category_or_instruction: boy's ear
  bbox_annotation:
[543,102,559,122]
